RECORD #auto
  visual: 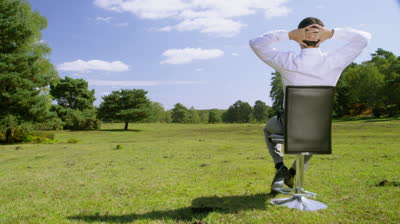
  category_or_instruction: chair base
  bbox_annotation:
[270,155,328,211]
[270,195,327,211]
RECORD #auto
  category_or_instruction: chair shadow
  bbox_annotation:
[67,193,275,223]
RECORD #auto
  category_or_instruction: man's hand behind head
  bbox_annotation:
[290,24,321,48]
[289,26,309,48]
[290,24,333,48]
[311,24,334,47]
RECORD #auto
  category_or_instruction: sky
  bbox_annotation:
[26,0,400,110]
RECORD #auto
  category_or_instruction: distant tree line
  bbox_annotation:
[94,99,272,125]
[158,101,272,124]
[269,48,400,118]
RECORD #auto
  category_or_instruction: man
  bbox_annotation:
[249,17,371,193]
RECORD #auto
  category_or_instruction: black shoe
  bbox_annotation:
[284,173,294,189]
[284,168,296,189]
[270,166,290,193]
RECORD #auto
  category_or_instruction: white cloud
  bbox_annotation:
[94,16,128,27]
[160,48,224,64]
[94,0,291,37]
[88,79,205,86]
[159,26,173,32]
[94,0,188,19]
[263,5,291,18]
[232,52,239,56]
[174,16,245,37]
[96,16,113,22]
[58,60,130,72]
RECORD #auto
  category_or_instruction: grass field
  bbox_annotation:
[0,119,399,224]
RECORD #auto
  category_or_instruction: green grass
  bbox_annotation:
[0,120,399,224]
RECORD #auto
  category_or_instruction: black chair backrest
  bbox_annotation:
[284,86,335,154]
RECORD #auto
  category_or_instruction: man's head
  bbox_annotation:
[298,17,324,48]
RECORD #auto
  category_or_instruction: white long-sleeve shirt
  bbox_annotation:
[249,28,371,89]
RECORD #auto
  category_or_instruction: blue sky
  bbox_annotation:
[27,0,400,110]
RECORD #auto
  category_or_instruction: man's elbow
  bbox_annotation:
[249,39,257,50]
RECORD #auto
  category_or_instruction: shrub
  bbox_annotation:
[33,118,64,131]
[23,132,57,144]
[0,115,18,143]
[0,119,57,144]
[0,116,33,143]
[12,123,34,142]
[52,106,101,130]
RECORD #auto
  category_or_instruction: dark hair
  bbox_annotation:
[298,17,324,29]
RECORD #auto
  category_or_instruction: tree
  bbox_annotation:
[369,49,400,116]
[188,106,200,123]
[0,0,60,142]
[269,72,284,115]
[208,110,222,123]
[222,100,253,123]
[334,49,398,117]
[253,100,272,123]
[146,102,166,123]
[50,77,96,110]
[165,110,172,123]
[171,103,189,123]
[98,89,151,130]
[198,110,209,123]
[49,77,100,130]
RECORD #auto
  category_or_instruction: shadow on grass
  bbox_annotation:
[67,193,274,223]
[99,129,143,132]
[333,117,400,123]
[364,118,400,123]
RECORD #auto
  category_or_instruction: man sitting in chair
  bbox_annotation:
[249,17,371,192]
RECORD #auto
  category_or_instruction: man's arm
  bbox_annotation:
[249,30,291,71]
[327,27,371,68]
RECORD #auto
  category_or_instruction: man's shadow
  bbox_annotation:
[67,193,275,223]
